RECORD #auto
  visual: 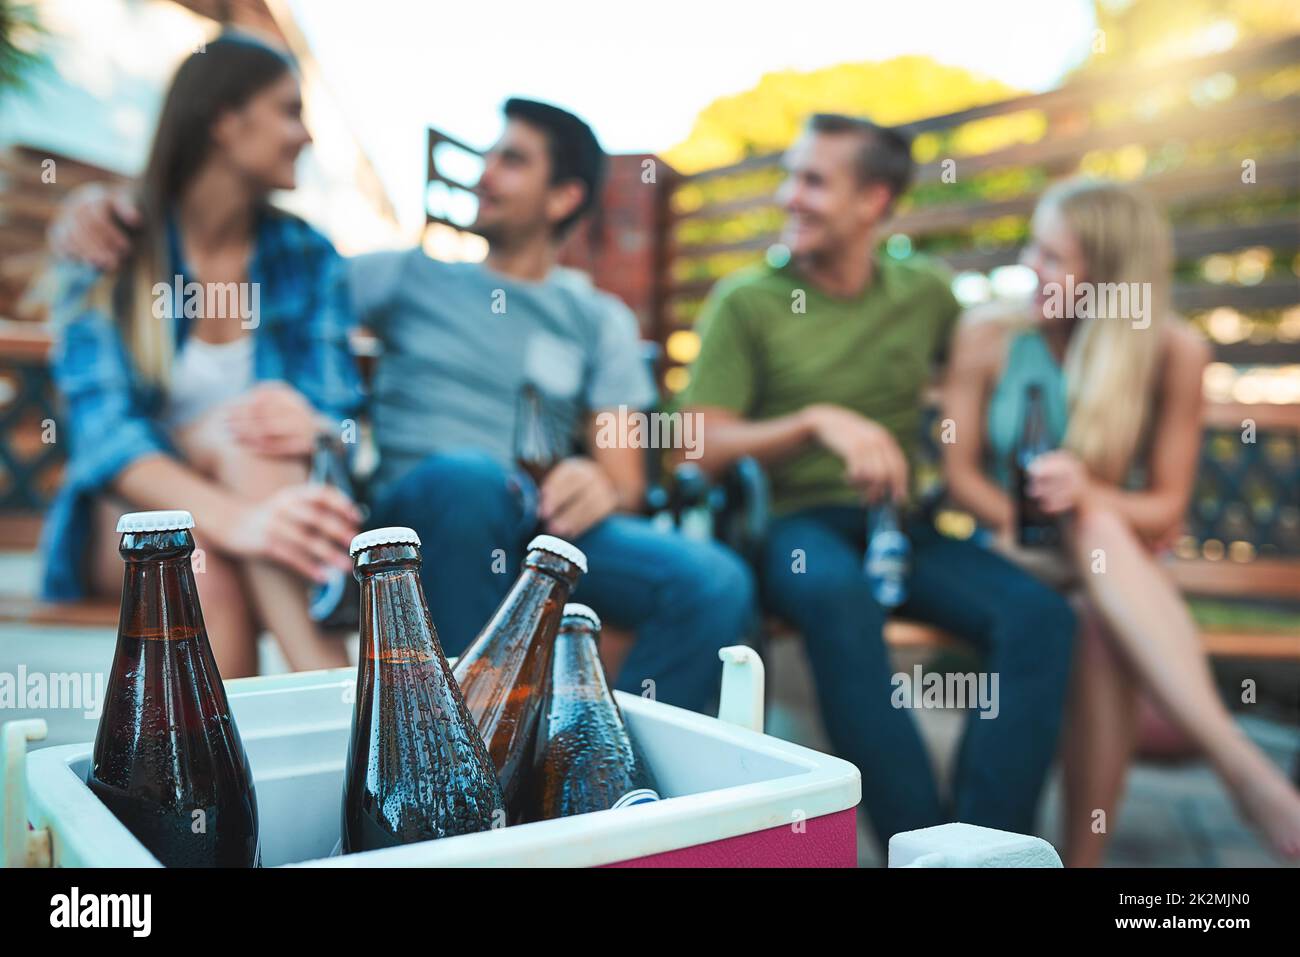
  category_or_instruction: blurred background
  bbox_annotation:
[0,0,1297,866]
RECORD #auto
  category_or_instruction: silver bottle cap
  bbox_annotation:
[526,534,587,573]
[116,510,195,533]
[349,526,421,556]
[561,603,601,630]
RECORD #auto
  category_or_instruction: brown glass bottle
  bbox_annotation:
[514,383,559,485]
[343,526,503,853]
[87,510,259,867]
[452,535,586,818]
[308,432,360,630]
[1013,383,1060,548]
[525,604,660,822]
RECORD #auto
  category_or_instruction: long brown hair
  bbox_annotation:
[105,34,294,386]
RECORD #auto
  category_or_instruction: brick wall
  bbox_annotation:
[558,153,672,344]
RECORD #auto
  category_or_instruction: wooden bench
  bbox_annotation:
[879,558,1300,660]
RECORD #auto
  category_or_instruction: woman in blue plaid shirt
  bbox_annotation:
[42,35,363,677]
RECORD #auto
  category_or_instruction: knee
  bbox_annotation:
[999,577,1076,670]
[376,450,516,531]
[404,448,512,493]
[209,441,306,498]
[668,542,756,637]
[762,546,873,619]
[1073,503,1134,551]
[189,541,246,602]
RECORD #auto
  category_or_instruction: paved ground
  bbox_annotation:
[762,634,1299,868]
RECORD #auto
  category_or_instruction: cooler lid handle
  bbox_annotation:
[716,646,765,732]
[1,719,52,868]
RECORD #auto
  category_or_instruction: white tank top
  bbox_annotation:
[163,334,255,430]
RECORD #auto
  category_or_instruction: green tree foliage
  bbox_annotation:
[663,56,1024,174]
[0,0,45,97]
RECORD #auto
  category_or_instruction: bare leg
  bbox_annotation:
[89,497,260,677]
[1068,505,1300,859]
[178,414,350,673]
[1060,598,1140,867]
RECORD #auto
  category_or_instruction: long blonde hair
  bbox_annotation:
[1040,178,1174,484]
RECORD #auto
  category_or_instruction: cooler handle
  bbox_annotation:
[716,646,765,732]
[1,719,52,868]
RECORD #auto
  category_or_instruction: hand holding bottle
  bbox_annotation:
[222,484,359,582]
[1026,450,1092,516]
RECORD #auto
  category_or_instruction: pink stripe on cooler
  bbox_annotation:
[604,807,858,868]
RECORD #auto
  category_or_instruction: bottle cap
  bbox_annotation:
[349,526,421,556]
[526,535,588,573]
[561,603,601,630]
[116,510,195,533]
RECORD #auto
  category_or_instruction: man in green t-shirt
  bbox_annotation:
[683,114,1075,852]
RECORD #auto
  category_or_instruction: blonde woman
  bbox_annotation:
[943,177,1300,864]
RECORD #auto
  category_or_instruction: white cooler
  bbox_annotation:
[3,648,861,868]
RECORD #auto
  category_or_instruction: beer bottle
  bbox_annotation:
[87,510,259,867]
[526,604,660,821]
[453,535,586,817]
[671,463,718,542]
[308,431,360,630]
[1013,383,1060,548]
[514,383,559,485]
[343,527,503,852]
[864,501,909,608]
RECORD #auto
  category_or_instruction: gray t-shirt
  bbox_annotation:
[348,249,657,494]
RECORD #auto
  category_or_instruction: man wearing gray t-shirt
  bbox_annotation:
[349,100,754,712]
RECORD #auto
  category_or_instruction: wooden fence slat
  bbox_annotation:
[936,218,1300,273]
[1211,343,1300,366]
[887,156,1300,236]
[671,154,1299,239]
[666,273,1299,311]
[672,191,780,224]
[1168,557,1300,598]
[911,95,1300,185]
[1173,280,1299,312]
[674,215,1300,270]
[1202,402,1300,430]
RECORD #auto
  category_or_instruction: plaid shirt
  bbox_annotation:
[41,208,363,600]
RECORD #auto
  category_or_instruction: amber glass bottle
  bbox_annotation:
[343,526,503,852]
[453,535,586,817]
[1013,383,1060,547]
[514,383,560,485]
[87,510,259,867]
[525,604,660,822]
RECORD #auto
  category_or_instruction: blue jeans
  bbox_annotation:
[761,506,1075,850]
[370,450,756,714]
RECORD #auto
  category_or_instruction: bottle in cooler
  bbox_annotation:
[452,535,586,818]
[343,527,503,852]
[524,604,660,821]
[87,510,259,867]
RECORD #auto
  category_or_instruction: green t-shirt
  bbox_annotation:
[683,256,961,515]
